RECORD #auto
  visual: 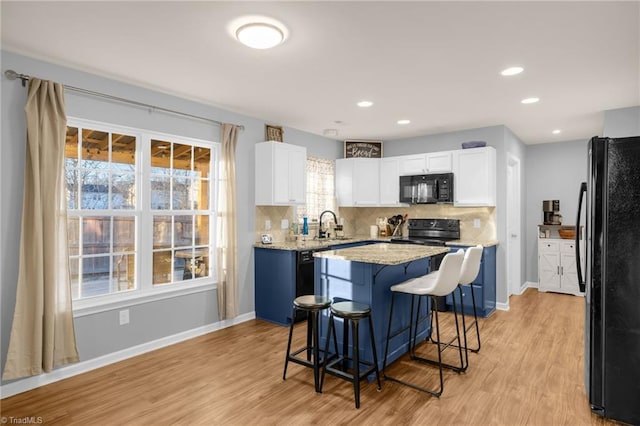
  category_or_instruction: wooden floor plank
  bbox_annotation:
[0,289,621,425]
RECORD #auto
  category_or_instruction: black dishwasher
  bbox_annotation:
[295,248,329,322]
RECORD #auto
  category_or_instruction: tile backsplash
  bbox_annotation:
[255,205,496,242]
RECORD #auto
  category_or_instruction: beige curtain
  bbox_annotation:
[216,124,239,320]
[3,79,79,380]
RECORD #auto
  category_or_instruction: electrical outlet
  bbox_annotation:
[265,220,271,230]
[473,219,481,228]
[119,309,130,325]
[281,219,289,229]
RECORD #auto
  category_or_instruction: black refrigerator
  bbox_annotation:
[576,136,640,425]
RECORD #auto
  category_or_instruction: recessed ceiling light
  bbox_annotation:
[521,97,540,104]
[235,22,285,49]
[552,129,561,135]
[357,101,373,108]
[501,66,524,76]
[397,119,411,125]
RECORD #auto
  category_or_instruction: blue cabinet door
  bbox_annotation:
[255,248,296,326]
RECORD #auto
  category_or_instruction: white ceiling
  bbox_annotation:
[2,1,639,144]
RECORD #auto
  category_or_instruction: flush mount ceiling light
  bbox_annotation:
[397,119,411,125]
[552,129,562,135]
[357,100,373,108]
[501,66,524,76]
[521,97,540,104]
[235,22,285,49]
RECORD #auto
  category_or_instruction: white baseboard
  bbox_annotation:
[0,311,256,399]
[496,302,510,311]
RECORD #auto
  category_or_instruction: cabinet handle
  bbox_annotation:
[557,266,560,275]
[561,266,564,275]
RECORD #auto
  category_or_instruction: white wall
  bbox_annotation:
[524,139,588,283]
[0,50,340,385]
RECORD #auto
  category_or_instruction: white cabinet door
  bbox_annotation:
[287,147,306,203]
[353,159,380,205]
[335,158,354,206]
[398,154,427,175]
[425,151,452,172]
[255,141,306,206]
[453,147,496,206]
[380,157,401,205]
[335,158,380,206]
[539,250,561,291]
[560,252,580,294]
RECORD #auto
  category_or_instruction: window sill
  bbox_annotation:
[72,280,217,317]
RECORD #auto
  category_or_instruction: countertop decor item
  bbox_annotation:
[558,229,576,239]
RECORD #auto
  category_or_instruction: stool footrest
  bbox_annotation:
[324,356,377,382]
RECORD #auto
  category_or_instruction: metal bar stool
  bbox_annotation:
[320,301,382,408]
[382,249,465,397]
[283,295,337,392]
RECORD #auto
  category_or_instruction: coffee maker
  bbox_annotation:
[543,200,561,225]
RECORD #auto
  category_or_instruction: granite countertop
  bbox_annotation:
[313,243,450,266]
[253,236,499,251]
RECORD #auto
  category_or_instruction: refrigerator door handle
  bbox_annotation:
[576,181,587,293]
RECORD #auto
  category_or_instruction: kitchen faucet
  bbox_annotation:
[318,210,337,239]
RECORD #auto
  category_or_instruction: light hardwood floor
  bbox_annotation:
[1,289,620,425]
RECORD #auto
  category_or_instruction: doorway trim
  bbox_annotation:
[507,154,523,296]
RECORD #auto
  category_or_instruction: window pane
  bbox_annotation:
[82,128,109,163]
[111,133,136,169]
[151,176,170,210]
[151,139,171,174]
[173,143,192,172]
[70,258,80,300]
[81,171,110,209]
[114,217,135,252]
[68,217,80,256]
[82,255,110,297]
[112,254,135,292]
[112,173,135,209]
[195,215,209,245]
[153,216,172,249]
[83,216,111,255]
[172,177,190,210]
[153,251,172,284]
[194,146,210,177]
[174,215,192,248]
[193,179,209,210]
[65,163,79,209]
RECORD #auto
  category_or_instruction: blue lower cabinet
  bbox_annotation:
[254,247,296,326]
[445,245,497,318]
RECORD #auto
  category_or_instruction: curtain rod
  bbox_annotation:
[4,69,244,131]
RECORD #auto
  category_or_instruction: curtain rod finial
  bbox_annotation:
[5,69,19,80]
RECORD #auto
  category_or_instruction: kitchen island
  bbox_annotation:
[314,243,450,370]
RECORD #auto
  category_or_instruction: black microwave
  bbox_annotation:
[399,173,454,204]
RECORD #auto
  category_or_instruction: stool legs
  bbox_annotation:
[321,312,381,409]
[284,305,337,393]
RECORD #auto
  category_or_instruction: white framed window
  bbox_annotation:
[297,156,335,221]
[65,118,218,314]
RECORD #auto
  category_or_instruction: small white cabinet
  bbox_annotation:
[538,235,584,296]
[452,147,496,206]
[255,141,306,205]
[335,158,380,206]
[398,151,452,175]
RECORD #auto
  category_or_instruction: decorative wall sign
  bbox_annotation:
[344,140,383,158]
[265,124,284,142]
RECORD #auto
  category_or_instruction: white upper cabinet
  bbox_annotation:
[255,141,306,206]
[452,146,496,206]
[336,158,380,206]
[379,157,403,205]
[398,152,452,175]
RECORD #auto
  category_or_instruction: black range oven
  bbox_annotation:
[390,218,460,269]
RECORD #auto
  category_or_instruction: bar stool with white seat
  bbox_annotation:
[382,249,465,397]
[457,245,484,353]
